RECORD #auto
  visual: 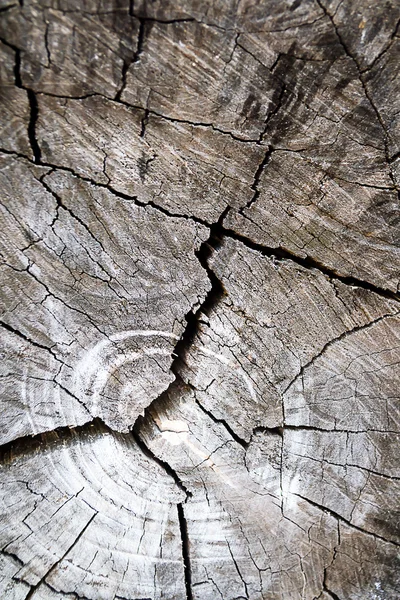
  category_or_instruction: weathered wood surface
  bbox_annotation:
[0,0,399,598]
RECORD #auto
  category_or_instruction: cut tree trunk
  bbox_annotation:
[0,0,399,599]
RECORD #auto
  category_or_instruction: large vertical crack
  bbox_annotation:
[0,37,41,163]
[171,208,227,369]
[129,207,230,598]
[26,89,41,163]
[239,147,273,213]
[177,503,193,600]
[115,17,146,101]
[131,423,191,500]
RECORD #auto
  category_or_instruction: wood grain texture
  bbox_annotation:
[0,0,399,598]
[0,154,210,441]
[0,423,185,599]
[179,237,398,440]
[35,94,265,222]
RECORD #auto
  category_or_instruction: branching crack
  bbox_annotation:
[3,145,398,302]
[282,310,399,396]
[172,208,228,369]
[23,511,97,599]
[239,147,273,213]
[115,18,146,101]
[128,207,230,499]
[220,226,400,302]
[294,492,400,548]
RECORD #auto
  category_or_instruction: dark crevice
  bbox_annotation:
[125,208,232,501]
[193,394,248,448]
[13,45,22,86]
[22,91,99,101]
[140,108,149,137]
[240,146,273,212]
[0,37,21,86]
[0,419,107,464]
[278,424,399,435]
[1,548,24,567]
[132,422,192,500]
[172,208,228,368]
[0,4,17,13]
[114,58,130,101]
[130,13,196,25]
[44,23,51,66]
[27,88,42,163]
[115,18,146,101]
[0,319,56,354]
[134,19,146,63]
[125,208,233,499]
[252,425,283,439]
[0,37,41,162]
[177,503,193,600]
[220,226,400,302]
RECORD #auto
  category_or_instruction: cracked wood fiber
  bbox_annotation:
[0,0,399,599]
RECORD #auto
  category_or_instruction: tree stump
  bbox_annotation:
[0,0,399,598]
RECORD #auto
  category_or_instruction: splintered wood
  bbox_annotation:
[0,0,399,599]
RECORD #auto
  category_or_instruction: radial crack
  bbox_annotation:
[177,503,193,600]
[282,310,400,396]
[132,422,192,500]
[294,492,400,548]
[239,147,273,213]
[115,19,146,102]
[220,226,400,302]
[23,511,97,599]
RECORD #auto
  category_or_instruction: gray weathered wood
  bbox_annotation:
[0,0,399,598]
